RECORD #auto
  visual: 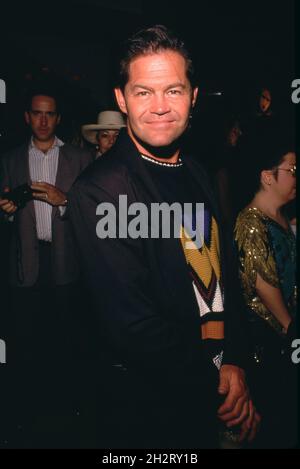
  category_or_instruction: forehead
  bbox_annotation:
[31,95,57,111]
[127,51,189,86]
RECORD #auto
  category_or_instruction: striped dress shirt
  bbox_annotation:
[29,136,64,241]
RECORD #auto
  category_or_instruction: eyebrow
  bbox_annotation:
[132,83,187,91]
[30,109,57,113]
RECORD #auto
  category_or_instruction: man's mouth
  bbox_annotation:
[146,120,175,126]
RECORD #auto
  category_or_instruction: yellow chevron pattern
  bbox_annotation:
[180,216,221,288]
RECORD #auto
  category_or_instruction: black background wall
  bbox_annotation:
[0,0,296,152]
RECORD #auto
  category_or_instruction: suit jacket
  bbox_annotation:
[68,129,248,374]
[0,141,92,287]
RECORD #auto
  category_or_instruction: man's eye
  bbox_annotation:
[168,89,181,96]
[136,91,150,97]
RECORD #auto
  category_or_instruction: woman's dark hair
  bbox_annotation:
[241,121,296,197]
[117,24,196,91]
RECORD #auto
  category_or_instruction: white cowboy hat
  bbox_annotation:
[82,111,126,144]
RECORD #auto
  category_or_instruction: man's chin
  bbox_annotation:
[132,131,183,159]
[35,133,52,141]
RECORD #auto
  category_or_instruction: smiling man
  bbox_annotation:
[115,49,197,155]
[68,25,260,448]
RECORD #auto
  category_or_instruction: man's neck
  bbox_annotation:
[128,129,180,164]
[32,136,56,153]
[141,149,180,164]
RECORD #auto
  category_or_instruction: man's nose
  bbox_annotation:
[150,93,170,115]
[40,113,48,126]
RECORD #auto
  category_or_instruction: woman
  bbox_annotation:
[234,127,297,448]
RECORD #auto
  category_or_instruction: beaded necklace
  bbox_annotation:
[140,153,183,168]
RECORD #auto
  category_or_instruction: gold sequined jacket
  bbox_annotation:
[234,207,296,336]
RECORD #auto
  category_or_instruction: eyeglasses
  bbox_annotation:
[276,165,296,177]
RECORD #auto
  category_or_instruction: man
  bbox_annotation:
[0,88,92,446]
[68,25,260,448]
[81,110,126,159]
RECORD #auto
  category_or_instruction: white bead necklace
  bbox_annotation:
[140,153,183,168]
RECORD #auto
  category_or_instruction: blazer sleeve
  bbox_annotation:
[0,154,10,193]
[58,148,93,220]
[80,149,93,172]
[68,178,206,374]
[221,243,251,370]
[0,154,14,223]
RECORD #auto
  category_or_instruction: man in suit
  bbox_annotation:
[0,87,92,446]
[68,25,260,448]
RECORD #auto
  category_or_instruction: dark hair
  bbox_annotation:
[242,121,296,197]
[117,24,196,91]
[25,83,61,114]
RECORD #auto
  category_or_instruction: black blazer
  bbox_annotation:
[0,141,92,286]
[68,129,248,372]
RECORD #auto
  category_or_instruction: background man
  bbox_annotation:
[0,86,92,447]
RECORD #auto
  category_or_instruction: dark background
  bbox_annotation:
[0,0,297,450]
[0,0,296,153]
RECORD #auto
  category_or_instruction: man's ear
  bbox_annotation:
[114,88,128,115]
[24,111,30,125]
[57,114,61,125]
[191,87,198,108]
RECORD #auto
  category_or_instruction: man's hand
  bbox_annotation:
[31,182,67,207]
[0,187,18,214]
[217,364,249,427]
[217,364,260,442]
[238,399,261,442]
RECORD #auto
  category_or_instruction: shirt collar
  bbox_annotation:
[29,135,64,150]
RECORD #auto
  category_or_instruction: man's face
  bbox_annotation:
[115,51,198,153]
[25,95,60,142]
[97,129,120,154]
[228,122,242,147]
[259,89,271,114]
